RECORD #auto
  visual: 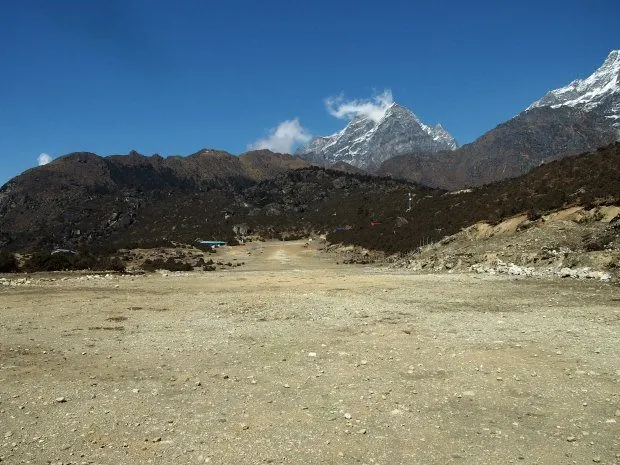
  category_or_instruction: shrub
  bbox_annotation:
[24,252,78,272]
[0,252,19,273]
[141,258,193,272]
[22,251,126,272]
[526,209,542,221]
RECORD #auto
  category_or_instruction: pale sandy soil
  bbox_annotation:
[1,241,619,464]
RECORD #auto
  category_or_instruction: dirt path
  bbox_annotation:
[1,241,619,464]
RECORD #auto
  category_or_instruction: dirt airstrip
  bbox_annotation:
[1,241,619,464]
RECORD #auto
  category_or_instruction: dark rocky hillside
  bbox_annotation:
[245,143,620,254]
[0,149,309,252]
[0,143,619,257]
[378,106,618,189]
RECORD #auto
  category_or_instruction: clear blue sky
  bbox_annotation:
[1,0,618,185]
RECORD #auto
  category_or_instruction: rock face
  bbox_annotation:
[527,50,620,131]
[296,103,457,171]
[378,50,620,189]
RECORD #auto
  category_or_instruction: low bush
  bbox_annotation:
[141,258,193,272]
[22,251,126,272]
[0,252,19,272]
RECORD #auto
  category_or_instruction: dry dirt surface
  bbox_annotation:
[1,241,619,465]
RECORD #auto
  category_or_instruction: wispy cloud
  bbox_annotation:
[37,153,52,166]
[325,90,394,123]
[249,119,312,154]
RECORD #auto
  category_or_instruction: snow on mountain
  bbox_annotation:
[296,103,457,171]
[527,50,620,128]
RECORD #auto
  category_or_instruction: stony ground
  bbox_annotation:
[1,241,619,464]
[392,206,620,282]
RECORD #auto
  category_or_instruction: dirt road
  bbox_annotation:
[1,241,619,464]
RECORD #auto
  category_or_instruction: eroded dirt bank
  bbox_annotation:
[1,241,619,464]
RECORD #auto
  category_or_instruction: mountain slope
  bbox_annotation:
[379,50,620,189]
[297,103,457,171]
[1,141,619,257]
[0,149,309,251]
[527,49,619,129]
[378,105,617,189]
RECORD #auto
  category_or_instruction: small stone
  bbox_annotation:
[615,409,620,417]
[592,457,601,463]
[566,436,576,442]
[241,424,249,430]
[152,437,162,443]
[307,352,317,357]
[283,383,290,388]
[344,413,352,420]
[55,397,67,403]
[358,428,367,434]
[132,389,139,393]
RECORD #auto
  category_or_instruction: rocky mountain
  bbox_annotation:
[527,49,620,129]
[0,149,309,251]
[378,50,620,189]
[378,105,618,190]
[296,103,457,171]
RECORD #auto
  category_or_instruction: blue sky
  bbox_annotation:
[0,0,618,185]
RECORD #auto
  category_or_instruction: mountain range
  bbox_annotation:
[1,50,619,256]
[302,50,620,189]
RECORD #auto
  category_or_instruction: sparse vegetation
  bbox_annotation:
[141,258,193,272]
[21,252,126,273]
[0,252,18,272]
[1,143,619,256]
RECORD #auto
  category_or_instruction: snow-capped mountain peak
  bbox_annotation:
[527,50,620,125]
[296,103,457,171]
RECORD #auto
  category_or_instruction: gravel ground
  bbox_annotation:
[1,241,619,464]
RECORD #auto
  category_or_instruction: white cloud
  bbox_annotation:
[249,119,312,154]
[37,153,52,166]
[325,90,394,123]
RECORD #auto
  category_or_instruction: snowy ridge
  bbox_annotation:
[297,103,457,171]
[527,50,620,128]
